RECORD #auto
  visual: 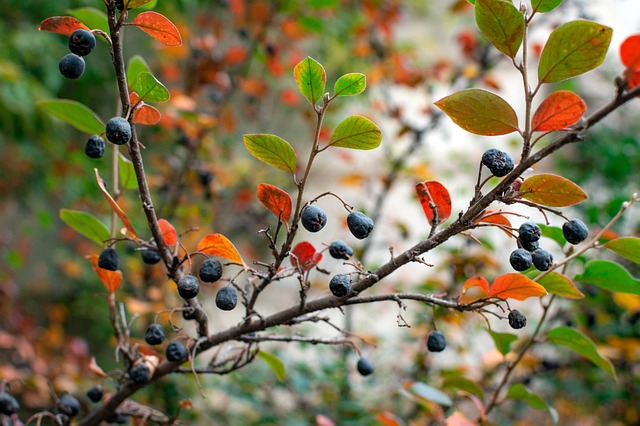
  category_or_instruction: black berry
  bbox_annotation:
[182,302,196,320]
[144,323,165,345]
[481,148,514,177]
[562,219,589,245]
[106,413,130,424]
[356,357,375,376]
[328,240,354,260]
[531,249,553,271]
[59,53,85,79]
[0,392,19,416]
[85,135,105,159]
[329,274,351,297]
[115,0,125,11]
[177,275,199,300]
[301,205,327,232]
[508,309,527,329]
[518,221,541,243]
[519,238,540,252]
[166,341,187,363]
[105,117,132,145]
[129,363,151,384]
[215,286,238,311]
[199,258,223,283]
[509,249,533,271]
[86,385,104,403]
[141,249,162,265]
[427,330,446,352]
[98,247,119,271]
[347,211,374,239]
[68,29,96,56]
[58,393,80,417]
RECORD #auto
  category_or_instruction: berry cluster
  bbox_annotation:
[59,29,96,80]
[509,221,553,272]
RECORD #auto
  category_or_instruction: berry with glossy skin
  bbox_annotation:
[85,135,105,159]
[59,53,85,79]
[509,249,533,271]
[563,219,589,244]
[481,148,514,177]
[141,249,162,265]
[328,240,353,260]
[105,117,132,145]
[518,221,541,243]
[329,274,351,297]
[166,341,187,363]
[215,286,238,311]
[427,330,446,352]
[129,363,151,384]
[68,29,96,56]
[144,323,165,345]
[508,310,527,329]
[98,247,119,271]
[356,357,375,376]
[519,238,539,252]
[177,275,199,300]
[347,211,374,239]
[86,385,104,403]
[199,258,223,282]
[182,302,196,320]
[0,392,19,416]
[531,249,553,271]
[300,205,327,232]
[58,394,80,417]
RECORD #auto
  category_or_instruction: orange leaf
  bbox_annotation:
[89,356,108,378]
[94,169,137,239]
[197,234,247,270]
[224,46,248,65]
[158,219,177,246]
[39,16,89,36]
[519,173,587,207]
[88,254,123,293]
[463,276,490,294]
[475,211,513,237]
[133,11,182,47]
[620,34,640,71]
[133,104,161,125]
[531,90,586,132]
[446,411,476,426]
[257,183,292,226]
[488,273,547,301]
[416,181,452,225]
[375,411,402,426]
[290,241,322,271]
[178,400,193,410]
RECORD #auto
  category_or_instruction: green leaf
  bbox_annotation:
[575,260,640,295]
[487,329,518,355]
[475,0,524,59]
[507,384,559,424]
[535,272,585,299]
[127,55,151,89]
[119,154,138,190]
[441,376,484,399]
[293,57,326,106]
[407,382,453,407]
[538,20,612,84]
[602,237,640,264]
[547,326,616,378]
[67,7,109,35]
[328,116,381,150]
[132,72,170,103]
[334,73,366,97]
[434,89,518,136]
[127,0,154,8]
[37,99,105,135]
[60,209,110,246]
[244,134,297,174]
[531,0,564,13]
[538,224,565,248]
[257,351,285,381]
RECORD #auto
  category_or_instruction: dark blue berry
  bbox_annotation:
[129,363,151,384]
[356,357,375,376]
[69,29,96,56]
[519,238,540,252]
[115,0,125,11]
[144,323,165,345]
[85,135,105,159]
[141,249,162,265]
[0,392,19,416]
[182,302,196,320]
[199,258,223,282]
[59,53,85,79]
[509,249,533,271]
[58,394,80,417]
[427,330,446,352]
[86,385,104,403]
[301,205,327,232]
[105,117,132,145]
[481,148,514,177]
[329,274,351,297]
[508,310,527,329]
[177,275,199,300]
[328,240,353,260]
[562,219,589,244]
[215,286,238,311]
[98,247,119,271]
[166,341,187,363]
[531,249,553,271]
[518,221,541,243]
[347,211,374,239]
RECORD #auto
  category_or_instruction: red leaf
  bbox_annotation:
[197,234,247,270]
[488,273,547,301]
[375,412,402,426]
[257,183,292,226]
[290,241,322,271]
[158,219,177,246]
[39,16,89,36]
[415,181,452,225]
[88,254,123,293]
[620,34,640,71]
[463,276,490,294]
[129,92,162,125]
[475,211,513,237]
[133,11,182,46]
[531,90,586,132]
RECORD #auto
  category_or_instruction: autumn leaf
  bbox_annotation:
[39,16,89,36]
[130,92,161,125]
[488,273,547,300]
[197,234,247,270]
[88,254,123,293]
[475,211,513,237]
[133,11,182,46]
[158,219,177,246]
[290,241,322,271]
[619,34,640,71]
[532,90,586,132]
[94,169,137,239]
[462,276,490,294]
[257,183,292,226]
[415,181,452,225]
[519,174,587,207]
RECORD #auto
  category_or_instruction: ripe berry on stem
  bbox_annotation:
[481,148,514,177]
[68,29,96,56]
[328,240,354,260]
[85,135,105,159]
[59,53,85,79]
[300,205,327,232]
[531,249,553,271]
[105,117,132,145]
[347,211,374,239]
[329,274,351,297]
[427,330,446,352]
[215,286,238,311]
[144,323,165,345]
[356,357,375,376]
[98,247,119,271]
[199,258,223,282]
[563,219,589,244]
[177,275,199,300]
[509,249,533,271]
[508,310,527,329]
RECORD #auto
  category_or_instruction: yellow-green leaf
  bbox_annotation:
[532,271,585,299]
[519,174,587,207]
[257,351,285,381]
[475,0,524,59]
[133,72,169,103]
[38,99,105,135]
[328,116,381,150]
[60,209,110,246]
[119,153,138,190]
[127,55,151,89]
[293,57,326,106]
[531,0,563,13]
[602,237,640,264]
[244,134,297,174]
[334,73,366,97]
[547,326,616,378]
